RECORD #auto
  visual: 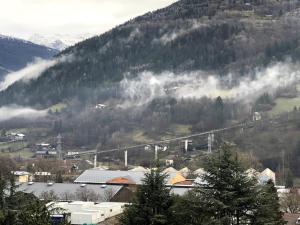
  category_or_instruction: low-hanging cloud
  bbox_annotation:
[0,55,73,91]
[0,105,47,121]
[120,61,300,107]
[159,21,207,45]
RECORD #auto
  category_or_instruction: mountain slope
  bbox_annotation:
[0,35,58,77]
[1,0,300,106]
[28,34,68,51]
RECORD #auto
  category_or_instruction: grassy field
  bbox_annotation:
[0,148,34,158]
[0,141,28,151]
[268,97,300,116]
[170,124,191,135]
[131,130,155,143]
[48,103,67,113]
[0,141,34,158]
[130,124,192,143]
[7,128,29,134]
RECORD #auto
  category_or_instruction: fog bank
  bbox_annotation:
[0,105,47,121]
[120,61,300,106]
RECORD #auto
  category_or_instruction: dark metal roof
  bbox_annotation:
[17,182,123,201]
[74,169,179,185]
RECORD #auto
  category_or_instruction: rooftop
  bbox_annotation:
[74,169,185,185]
[18,182,123,201]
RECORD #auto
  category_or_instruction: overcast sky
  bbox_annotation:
[0,0,176,43]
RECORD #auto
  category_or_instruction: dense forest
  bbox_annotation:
[0,0,300,185]
[1,0,300,105]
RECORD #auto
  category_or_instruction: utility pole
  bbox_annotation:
[94,153,97,168]
[208,133,212,154]
[184,140,188,153]
[124,150,128,168]
[282,150,285,184]
[57,134,62,160]
[155,145,159,161]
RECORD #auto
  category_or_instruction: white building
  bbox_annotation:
[253,112,262,121]
[165,159,174,166]
[9,133,25,141]
[48,201,126,224]
[259,168,276,184]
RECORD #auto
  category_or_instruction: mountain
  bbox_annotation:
[2,0,300,106]
[0,66,11,77]
[28,33,95,51]
[0,34,58,77]
[28,34,68,51]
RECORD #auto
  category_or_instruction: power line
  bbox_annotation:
[76,122,247,156]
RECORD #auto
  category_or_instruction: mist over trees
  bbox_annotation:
[1,0,300,106]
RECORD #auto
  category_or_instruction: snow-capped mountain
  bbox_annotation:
[28,33,95,51]
[0,34,58,77]
[28,34,68,51]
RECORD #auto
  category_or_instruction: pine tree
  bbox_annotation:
[215,96,225,126]
[252,180,286,225]
[200,145,258,225]
[119,168,174,225]
[171,191,218,225]
[17,200,52,225]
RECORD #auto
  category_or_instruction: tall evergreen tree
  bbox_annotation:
[215,96,225,126]
[200,145,258,225]
[119,167,174,225]
[17,200,52,225]
[252,180,286,225]
[171,191,218,225]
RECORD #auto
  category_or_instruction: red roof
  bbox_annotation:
[106,176,135,185]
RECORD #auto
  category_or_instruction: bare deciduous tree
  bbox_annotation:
[60,191,75,201]
[39,190,59,202]
[102,188,115,202]
[75,187,100,202]
[281,189,300,213]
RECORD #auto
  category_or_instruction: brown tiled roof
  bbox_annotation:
[106,176,135,185]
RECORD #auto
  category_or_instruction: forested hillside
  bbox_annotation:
[0,35,58,78]
[2,0,300,106]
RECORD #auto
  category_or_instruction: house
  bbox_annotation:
[165,159,174,166]
[9,133,25,141]
[35,150,58,159]
[163,167,178,174]
[47,201,126,225]
[34,171,51,176]
[35,143,58,159]
[179,167,191,178]
[13,171,31,183]
[95,104,107,110]
[36,143,52,151]
[193,168,206,177]
[165,155,176,166]
[259,168,276,184]
[246,168,260,178]
[74,169,188,187]
[253,112,262,121]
